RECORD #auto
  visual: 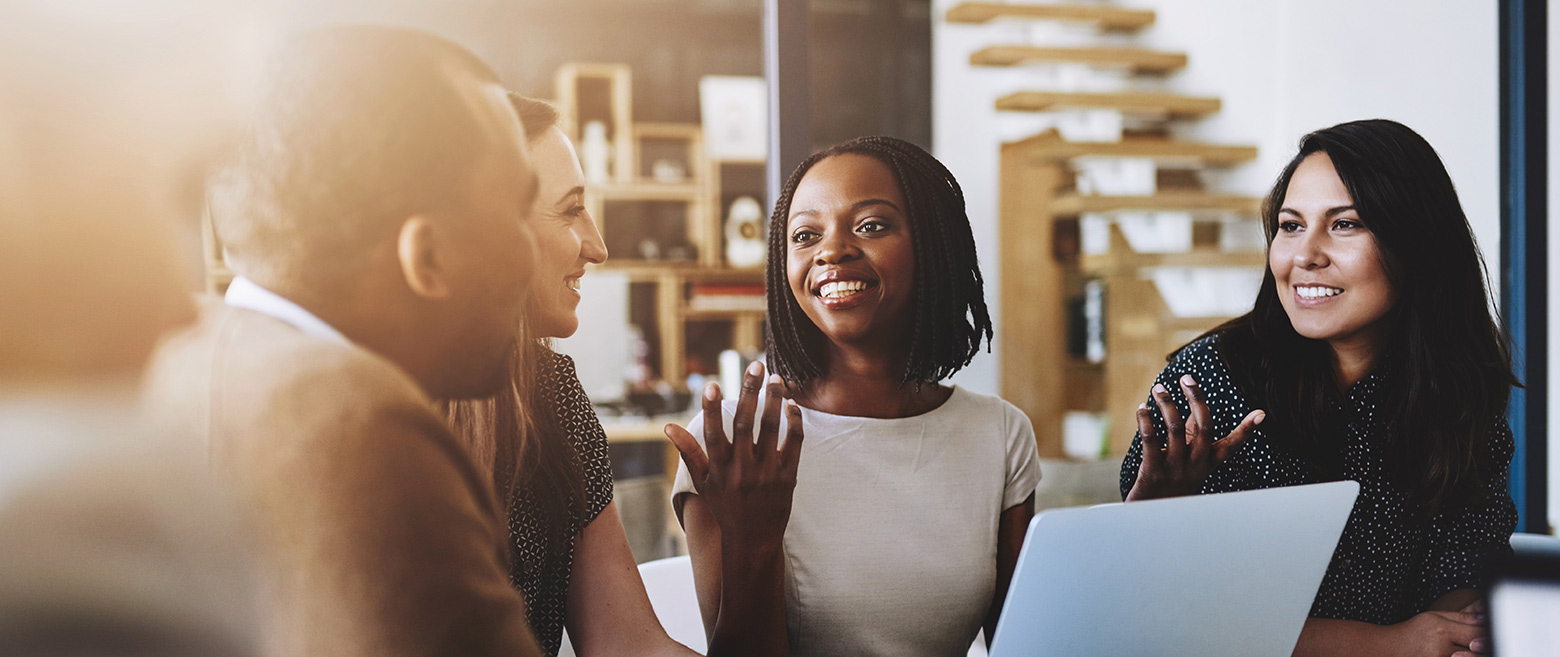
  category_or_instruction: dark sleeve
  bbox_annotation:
[1414,417,1518,609]
[547,353,614,526]
[1119,336,1254,499]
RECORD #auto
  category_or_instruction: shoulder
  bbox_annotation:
[946,386,1032,431]
[1166,334,1230,375]
[151,302,460,469]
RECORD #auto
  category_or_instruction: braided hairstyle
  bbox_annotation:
[765,136,992,387]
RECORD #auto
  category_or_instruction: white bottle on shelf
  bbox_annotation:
[581,120,612,185]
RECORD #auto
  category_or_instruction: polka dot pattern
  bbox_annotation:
[508,352,614,655]
[1118,336,1517,625]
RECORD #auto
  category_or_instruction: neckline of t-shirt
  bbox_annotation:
[793,385,965,424]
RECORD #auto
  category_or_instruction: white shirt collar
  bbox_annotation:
[223,276,349,345]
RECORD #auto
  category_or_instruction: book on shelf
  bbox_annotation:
[688,282,766,312]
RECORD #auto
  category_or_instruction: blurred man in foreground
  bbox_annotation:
[141,25,546,657]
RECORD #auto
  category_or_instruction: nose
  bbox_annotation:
[1292,228,1329,270]
[579,211,608,265]
[813,227,861,266]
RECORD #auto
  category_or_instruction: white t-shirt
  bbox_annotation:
[671,385,1041,657]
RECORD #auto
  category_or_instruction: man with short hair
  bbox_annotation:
[143,25,544,657]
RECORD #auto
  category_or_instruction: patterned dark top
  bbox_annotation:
[510,352,614,655]
[1119,336,1516,625]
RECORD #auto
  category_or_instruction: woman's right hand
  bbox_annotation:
[665,361,805,547]
[1125,374,1264,501]
[1387,610,1488,657]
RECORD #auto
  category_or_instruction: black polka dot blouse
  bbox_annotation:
[509,352,614,655]
[1118,335,1517,625]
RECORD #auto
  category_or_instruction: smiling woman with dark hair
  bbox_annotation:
[1120,119,1518,657]
[666,136,1039,657]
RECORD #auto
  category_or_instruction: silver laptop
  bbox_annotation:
[989,481,1359,657]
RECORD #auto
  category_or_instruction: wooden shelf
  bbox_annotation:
[682,307,767,320]
[945,2,1154,30]
[1009,129,1258,166]
[1080,249,1266,276]
[970,45,1186,73]
[590,182,707,200]
[996,91,1220,118]
[601,417,680,443]
[1052,192,1261,215]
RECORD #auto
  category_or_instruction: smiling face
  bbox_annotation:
[1270,152,1397,351]
[526,126,607,338]
[785,153,915,349]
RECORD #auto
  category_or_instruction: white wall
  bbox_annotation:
[933,0,1501,397]
[1548,0,1560,534]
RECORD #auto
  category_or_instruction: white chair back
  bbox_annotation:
[639,555,708,654]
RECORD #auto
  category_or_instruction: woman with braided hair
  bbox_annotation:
[666,136,1040,657]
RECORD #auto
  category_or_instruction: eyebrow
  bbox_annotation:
[1278,204,1357,217]
[554,185,584,206]
[789,198,903,222]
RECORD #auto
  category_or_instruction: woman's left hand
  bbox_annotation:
[1126,374,1264,501]
[665,361,805,547]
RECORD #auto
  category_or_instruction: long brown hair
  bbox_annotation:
[443,94,588,561]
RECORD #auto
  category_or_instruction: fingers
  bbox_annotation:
[1136,403,1164,468]
[781,399,805,477]
[664,423,711,484]
[1151,383,1186,462]
[1179,375,1213,458]
[1212,409,1264,463]
[729,360,765,453]
[755,374,785,456]
[699,381,732,463]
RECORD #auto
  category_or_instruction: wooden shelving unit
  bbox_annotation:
[555,64,768,444]
[945,2,1155,30]
[970,45,1187,73]
[958,3,1266,458]
[995,90,1222,118]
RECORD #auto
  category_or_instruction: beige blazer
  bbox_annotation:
[142,300,540,657]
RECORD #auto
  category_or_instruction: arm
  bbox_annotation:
[984,493,1034,647]
[1293,611,1486,657]
[563,502,700,657]
[682,493,791,656]
[664,362,803,657]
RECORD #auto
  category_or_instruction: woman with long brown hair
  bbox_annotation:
[446,95,697,657]
[1121,120,1517,657]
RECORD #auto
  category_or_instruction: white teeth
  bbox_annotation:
[1296,285,1341,300]
[819,280,869,299]
[566,278,581,290]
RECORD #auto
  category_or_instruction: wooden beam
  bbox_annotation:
[999,141,1069,458]
[996,90,1221,118]
[945,2,1155,30]
[1051,192,1262,215]
[1080,249,1266,276]
[1008,129,1259,166]
[970,45,1186,73]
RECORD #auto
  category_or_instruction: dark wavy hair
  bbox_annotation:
[765,136,993,387]
[1203,119,1518,513]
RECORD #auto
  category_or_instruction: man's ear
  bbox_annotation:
[396,216,451,301]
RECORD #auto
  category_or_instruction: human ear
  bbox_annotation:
[395,216,451,301]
